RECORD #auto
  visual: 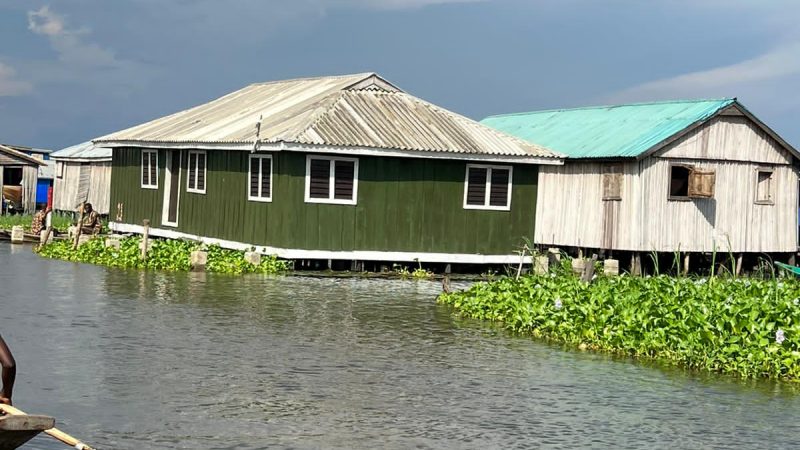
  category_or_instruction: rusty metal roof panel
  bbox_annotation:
[96,73,561,160]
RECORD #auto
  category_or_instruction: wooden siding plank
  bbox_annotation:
[110,149,539,256]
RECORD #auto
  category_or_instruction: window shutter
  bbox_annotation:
[688,169,715,198]
[260,157,271,198]
[489,168,509,207]
[149,152,157,186]
[249,157,259,197]
[188,153,197,189]
[197,153,206,190]
[141,153,149,186]
[602,164,622,200]
[309,159,330,198]
[334,160,355,200]
[466,167,487,205]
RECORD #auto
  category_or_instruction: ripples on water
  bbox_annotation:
[1,243,799,449]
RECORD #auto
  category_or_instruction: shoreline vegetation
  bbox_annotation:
[37,236,290,275]
[438,260,800,381]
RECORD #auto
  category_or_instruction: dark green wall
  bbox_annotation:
[111,148,538,255]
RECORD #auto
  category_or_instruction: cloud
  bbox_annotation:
[0,62,32,96]
[28,5,119,67]
[24,5,156,97]
[338,0,486,9]
[606,40,800,114]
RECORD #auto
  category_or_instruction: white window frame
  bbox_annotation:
[463,164,513,211]
[55,161,64,179]
[186,150,207,194]
[304,155,359,205]
[141,149,158,190]
[248,154,273,203]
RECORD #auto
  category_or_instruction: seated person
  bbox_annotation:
[31,207,50,235]
[78,203,102,235]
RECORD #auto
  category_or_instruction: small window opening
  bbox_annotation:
[756,170,774,204]
[669,165,691,198]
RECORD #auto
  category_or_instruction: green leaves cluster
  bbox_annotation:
[438,274,800,380]
[0,213,72,232]
[37,236,289,275]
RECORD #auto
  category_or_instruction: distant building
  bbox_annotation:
[50,141,112,215]
[0,144,45,214]
[483,99,800,269]
[5,144,55,210]
[95,73,563,265]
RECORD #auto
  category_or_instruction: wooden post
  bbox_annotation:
[72,202,86,250]
[735,253,743,276]
[683,253,690,276]
[630,253,642,276]
[141,219,150,261]
[581,254,598,283]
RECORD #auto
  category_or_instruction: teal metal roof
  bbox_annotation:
[481,98,737,159]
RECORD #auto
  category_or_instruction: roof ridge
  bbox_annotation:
[248,72,375,87]
[486,97,737,119]
[385,90,564,158]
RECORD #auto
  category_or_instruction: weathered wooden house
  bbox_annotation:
[51,141,112,215]
[5,144,55,210]
[95,73,563,264]
[0,144,43,214]
[482,99,800,268]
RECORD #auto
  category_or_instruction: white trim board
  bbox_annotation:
[109,222,532,264]
[96,140,563,166]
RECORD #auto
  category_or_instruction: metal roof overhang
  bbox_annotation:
[94,140,564,165]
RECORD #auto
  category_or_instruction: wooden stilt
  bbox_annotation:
[629,253,642,276]
[683,253,690,276]
[736,253,743,276]
[141,219,150,261]
[72,202,86,250]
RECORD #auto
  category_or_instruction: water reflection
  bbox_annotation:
[1,244,799,449]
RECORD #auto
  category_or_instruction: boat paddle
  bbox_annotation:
[0,404,96,450]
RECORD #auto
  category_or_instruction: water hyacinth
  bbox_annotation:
[438,273,800,380]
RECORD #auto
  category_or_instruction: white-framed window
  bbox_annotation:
[141,149,158,189]
[463,164,513,210]
[304,155,358,205]
[755,168,774,205]
[248,154,272,202]
[186,150,207,194]
[55,161,64,179]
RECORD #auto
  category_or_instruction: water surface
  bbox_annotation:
[1,243,798,449]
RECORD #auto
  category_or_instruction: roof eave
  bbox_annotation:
[94,140,564,165]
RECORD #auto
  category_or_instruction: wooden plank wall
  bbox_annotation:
[534,115,799,253]
[53,162,112,214]
[534,161,640,250]
[22,165,37,213]
[111,148,539,256]
[639,157,796,252]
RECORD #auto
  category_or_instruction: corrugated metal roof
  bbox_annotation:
[481,99,737,159]
[51,141,112,161]
[96,73,560,160]
[0,144,43,165]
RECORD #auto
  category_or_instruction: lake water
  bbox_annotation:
[1,242,799,449]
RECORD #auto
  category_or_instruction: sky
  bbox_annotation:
[0,0,798,150]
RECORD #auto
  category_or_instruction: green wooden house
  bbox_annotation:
[95,73,562,264]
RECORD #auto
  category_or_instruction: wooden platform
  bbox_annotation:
[0,414,55,450]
